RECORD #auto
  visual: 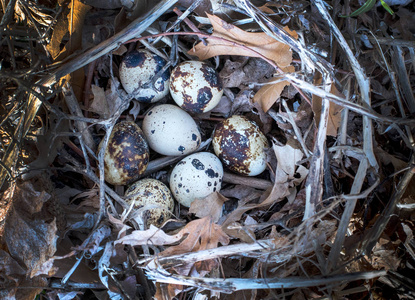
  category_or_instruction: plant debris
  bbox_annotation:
[1,0,415,299]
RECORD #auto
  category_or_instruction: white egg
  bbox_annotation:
[100,121,149,185]
[169,152,223,207]
[212,115,269,176]
[169,61,223,113]
[119,50,170,103]
[142,104,201,156]
[125,178,174,227]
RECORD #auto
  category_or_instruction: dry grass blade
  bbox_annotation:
[146,267,387,293]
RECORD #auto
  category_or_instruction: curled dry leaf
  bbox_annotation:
[115,225,185,247]
[117,217,229,256]
[189,192,229,223]
[190,14,296,66]
[253,66,295,112]
[159,216,230,257]
[157,217,230,278]
[273,141,308,187]
[89,79,126,119]
[2,181,58,279]
[46,0,91,61]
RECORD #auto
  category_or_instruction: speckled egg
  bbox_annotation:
[119,50,170,103]
[212,115,269,176]
[169,152,223,207]
[100,121,149,185]
[142,104,201,156]
[125,178,174,227]
[169,61,223,113]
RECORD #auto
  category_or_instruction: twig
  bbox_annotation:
[370,33,415,148]
[356,34,415,48]
[0,0,18,30]
[62,83,96,152]
[333,78,351,160]
[172,7,202,33]
[393,46,415,114]
[128,245,153,300]
[222,172,272,190]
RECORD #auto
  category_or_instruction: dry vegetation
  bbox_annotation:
[0,0,415,299]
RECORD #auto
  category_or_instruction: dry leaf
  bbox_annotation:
[115,225,183,247]
[253,65,295,112]
[190,14,296,67]
[89,84,109,117]
[312,74,343,137]
[46,0,90,100]
[154,282,183,300]
[2,181,58,278]
[160,217,229,276]
[273,142,307,184]
[160,217,229,257]
[189,192,228,223]
[47,0,91,61]
[118,217,229,277]
[89,79,126,119]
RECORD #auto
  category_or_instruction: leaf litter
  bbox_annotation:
[0,0,415,299]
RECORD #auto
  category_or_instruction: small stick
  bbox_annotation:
[83,60,97,114]
[62,83,96,152]
[222,172,272,190]
[173,7,202,33]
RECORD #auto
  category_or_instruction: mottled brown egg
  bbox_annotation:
[212,115,269,176]
[169,61,223,114]
[100,121,149,185]
[119,50,170,103]
[125,178,174,227]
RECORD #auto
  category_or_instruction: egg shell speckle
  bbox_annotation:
[125,178,174,227]
[101,121,149,185]
[212,115,269,176]
[169,152,223,207]
[142,104,201,156]
[169,61,223,113]
[119,50,170,103]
